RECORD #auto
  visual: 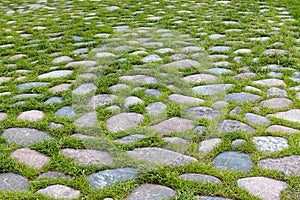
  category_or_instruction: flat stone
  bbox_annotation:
[168,94,204,104]
[144,89,161,97]
[44,97,64,105]
[163,137,189,145]
[120,75,157,84]
[232,72,257,80]
[17,110,45,122]
[96,52,115,58]
[127,147,197,167]
[106,113,144,133]
[10,148,50,169]
[213,151,253,172]
[179,173,222,184]
[124,96,144,108]
[183,74,218,84]
[88,94,118,109]
[229,106,242,115]
[252,136,289,153]
[252,78,286,87]
[17,82,49,90]
[269,109,300,124]
[49,83,71,92]
[0,113,7,121]
[263,49,289,55]
[258,156,300,176]
[65,60,97,68]
[9,54,27,60]
[55,106,75,118]
[155,48,174,54]
[244,113,270,126]
[218,119,255,133]
[233,49,251,54]
[1,128,52,146]
[37,171,72,180]
[114,134,145,144]
[142,54,163,62]
[75,111,97,127]
[237,177,288,200]
[186,107,220,120]
[0,173,29,191]
[143,42,163,48]
[260,98,292,110]
[88,168,138,189]
[212,101,229,109]
[209,34,225,40]
[36,185,80,199]
[52,56,73,64]
[146,102,167,115]
[225,92,261,103]
[164,59,201,68]
[209,46,231,53]
[72,83,97,95]
[199,196,232,200]
[150,117,195,134]
[266,125,299,133]
[199,138,222,153]
[266,87,287,97]
[61,148,112,166]
[181,46,204,52]
[126,184,176,200]
[109,84,129,92]
[38,70,73,79]
[193,84,233,95]
[245,86,261,93]
[206,68,232,75]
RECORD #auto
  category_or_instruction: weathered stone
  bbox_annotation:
[36,185,80,199]
[252,136,289,153]
[259,98,292,110]
[120,75,157,84]
[164,59,201,68]
[266,125,299,133]
[244,113,270,126]
[55,106,75,118]
[17,110,45,122]
[88,94,118,109]
[183,74,218,84]
[163,137,189,145]
[38,70,73,79]
[225,92,261,103]
[0,173,29,191]
[266,87,287,97]
[232,72,256,80]
[49,83,71,92]
[146,102,167,115]
[252,78,286,87]
[106,113,144,133]
[199,138,222,153]
[150,117,195,134]
[65,60,97,68]
[232,139,246,150]
[124,96,144,108]
[17,82,49,91]
[206,68,232,75]
[142,54,163,62]
[75,111,97,127]
[114,134,145,144]
[181,46,204,52]
[144,89,162,97]
[263,49,289,55]
[193,84,233,95]
[179,173,222,184]
[268,109,300,123]
[218,120,255,133]
[44,97,64,105]
[126,184,176,200]
[37,171,72,180]
[52,56,73,64]
[96,52,115,58]
[186,107,220,120]
[209,46,231,52]
[72,83,97,95]
[168,94,204,104]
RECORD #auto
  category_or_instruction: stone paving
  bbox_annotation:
[0,0,299,199]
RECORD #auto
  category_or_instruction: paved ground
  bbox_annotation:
[0,0,299,199]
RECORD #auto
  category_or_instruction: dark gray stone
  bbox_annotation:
[37,171,72,180]
[0,173,29,191]
[179,173,222,184]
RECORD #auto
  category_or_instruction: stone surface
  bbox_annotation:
[114,134,145,144]
[252,136,289,153]
[237,177,288,200]
[36,185,80,199]
[72,83,97,95]
[38,70,73,79]
[164,59,201,68]
[126,184,176,200]
[106,113,144,133]
[17,110,45,122]
[266,125,299,133]
[0,173,29,191]
[120,75,157,84]
[146,102,167,115]
[124,96,144,108]
[218,120,255,133]
[259,98,292,110]
[150,117,195,134]
[199,138,222,154]
[253,78,286,87]
[0,113,7,121]
[192,84,233,95]
[186,107,220,120]
[163,137,189,145]
[269,109,300,124]
[17,82,49,91]
[231,139,246,150]
[258,156,300,175]
[225,92,261,103]
[75,111,97,127]
[142,54,163,62]
[183,74,218,84]
[179,173,221,184]
[52,56,73,64]
[37,171,72,180]
[55,106,75,118]
[88,94,118,109]
[168,94,204,104]
[244,113,270,126]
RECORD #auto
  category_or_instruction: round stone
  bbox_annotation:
[126,184,176,200]
[124,96,144,108]
[146,102,167,115]
[142,54,163,62]
[260,98,292,110]
[17,110,45,122]
[38,70,73,79]
[72,83,97,95]
[36,185,80,199]
[186,107,220,120]
[52,56,73,64]
[106,113,144,133]
[244,113,270,126]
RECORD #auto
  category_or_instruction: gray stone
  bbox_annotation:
[225,92,261,103]
[38,70,73,79]
[17,82,49,91]
[65,60,97,68]
[10,93,43,100]
[237,177,288,200]
[206,68,232,75]
[144,89,161,97]
[37,171,72,180]
[88,168,138,189]
[17,110,45,122]
[193,84,233,95]
[229,106,241,115]
[252,78,286,87]
[168,94,204,104]
[75,111,97,127]
[194,126,207,134]
[88,94,118,109]
[183,74,218,84]
[0,113,7,121]
[10,148,50,169]
[232,139,246,150]
[49,84,71,93]
[213,151,253,172]
[124,96,144,108]
[44,97,64,105]
[266,125,299,133]
[52,56,73,64]
[150,117,195,134]
[114,134,145,144]
[163,137,189,145]
[260,98,292,110]
[199,138,222,153]
[209,34,225,40]
[127,147,197,166]
[155,48,174,54]
[209,46,231,52]
[212,101,229,109]
[0,173,29,191]
[49,122,64,129]
[61,148,112,166]
[181,46,204,52]
[142,54,163,62]
[233,49,251,54]
[72,83,97,95]
[186,107,220,120]
[164,59,201,68]
[146,102,167,115]
[120,75,157,84]
[36,185,80,199]
[199,197,232,200]
[266,87,287,97]
[258,156,300,176]
[109,84,129,92]
[252,136,289,153]
[126,184,176,200]
[106,113,144,133]
[232,72,256,80]
[55,106,75,118]
[218,120,255,133]
[179,173,221,184]
[263,49,289,55]
[2,128,52,146]
[96,52,115,58]
[244,113,270,126]
[169,54,186,60]
[269,109,300,124]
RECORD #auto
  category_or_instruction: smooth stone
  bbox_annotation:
[106,113,144,133]
[269,109,300,123]
[126,184,176,200]
[17,110,44,122]
[199,196,232,200]
[1,128,52,146]
[229,106,242,115]
[263,49,289,55]
[75,111,97,127]
[291,72,300,82]
[38,70,73,79]
[44,97,64,105]
[124,96,144,108]
[52,56,73,64]
[88,94,118,109]
[193,84,233,95]
[155,48,174,54]
[0,173,29,191]
[61,148,112,166]
[209,34,225,40]
[88,168,138,189]
[163,137,189,145]
[17,82,48,90]
[209,46,231,53]
[206,68,232,75]
[143,42,163,48]
[164,59,201,68]
[72,83,97,95]
[127,147,197,166]
[114,134,145,144]
[9,54,27,60]
[144,89,161,97]
[183,74,218,84]
[55,106,75,118]
[10,148,50,169]
[245,86,261,93]
[36,185,80,199]
[212,101,229,109]
[237,177,288,200]
[266,125,299,133]
[199,138,222,153]
[65,60,97,68]
[244,113,270,126]
[10,94,42,100]
[232,139,246,150]
[232,72,257,80]
[179,173,222,184]
[96,52,115,58]
[213,151,253,172]
[114,46,133,52]
[258,156,300,176]
[181,46,204,52]
[233,49,251,54]
[186,107,220,120]
[0,77,11,84]
[169,54,186,60]
[268,72,282,78]
[266,87,287,97]
[212,61,231,67]
[252,136,289,153]
[146,102,167,115]
[109,84,129,92]
[150,117,195,134]
[208,54,229,60]
[259,98,292,110]
[225,92,261,103]
[168,94,204,104]
[218,120,255,133]
[142,54,163,62]
[252,78,286,87]
[37,171,72,180]
[49,84,71,93]
[120,75,157,84]
[0,113,8,121]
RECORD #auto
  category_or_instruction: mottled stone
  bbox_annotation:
[229,106,241,116]
[114,134,145,144]
[55,106,75,118]
[193,84,233,95]
[72,83,97,95]
[213,151,253,172]
[75,111,97,127]
[209,46,231,52]
[244,113,270,126]
[237,177,288,200]
[232,139,246,150]
[127,147,197,166]
[146,102,167,115]
[168,94,204,104]
[88,94,118,109]
[142,54,163,62]
[37,171,72,180]
[266,87,287,97]
[232,72,256,80]
[164,59,201,68]
[269,109,300,124]
[38,70,73,79]
[126,184,176,200]
[10,148,50,169]
[0,173,29,191]
[163,137,189,145]
[150,117,195,134]
[187,106,220,120]
[263,49,289,55]
[225,92,261,103]
[144,89,161,97]
[258,156,300,175]
[36,185,80,199]
[124,96,144,108]
[252,136,289,153]
[218,120,255,133]
[61,148,112,166]
[260,98,292,110]
[183,74,218,84]
[17,110,44,122]
[120,75,157,84]
[179,173,221,184]
[65,60,97,68]
[253,78,286,87]
[52,56,73,64]
[199,138,222,153]
[88,168,138,189]
[266,125,299,133]
[49,83,71,93]
[106,113,144,133]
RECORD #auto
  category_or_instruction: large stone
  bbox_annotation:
[237,177,288,200]
[266,125,299,133]
[252,136,289,153]
[213,151,253,172]
[36,185,80,199]
[183,74,218,84]
[52,56,73,64]
[120,75,157,84]
[146,102,167,115]
[72,83,97,95]
[65,60,97,68]
[124,96,144,108]
[186,107,220,120]
[17,82,49,90]
[252,78,286,87]
[38,70,73,79]
[150,117,195,134]
[244,113,270,126]
[126,184,176,200]
[260,98,292,110]
[88,94,118,109]
[75,111,97,127]
[164,59,201,68]
[168,94,204,104]
[17,110,45,122]
[258,156,300,176]
[225,92,261,103]
[127,147,197,166]
[268,109,300,124]
[55,106,75,118]
[218,120,255,133]
[142,54,163,62]
[1,128,52,146]
[106,113,144,133]
[192,84,233,95]
[199,138,222,153]
[88,168,138,189]
[0,173,29,191]
[179,173,221,184]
